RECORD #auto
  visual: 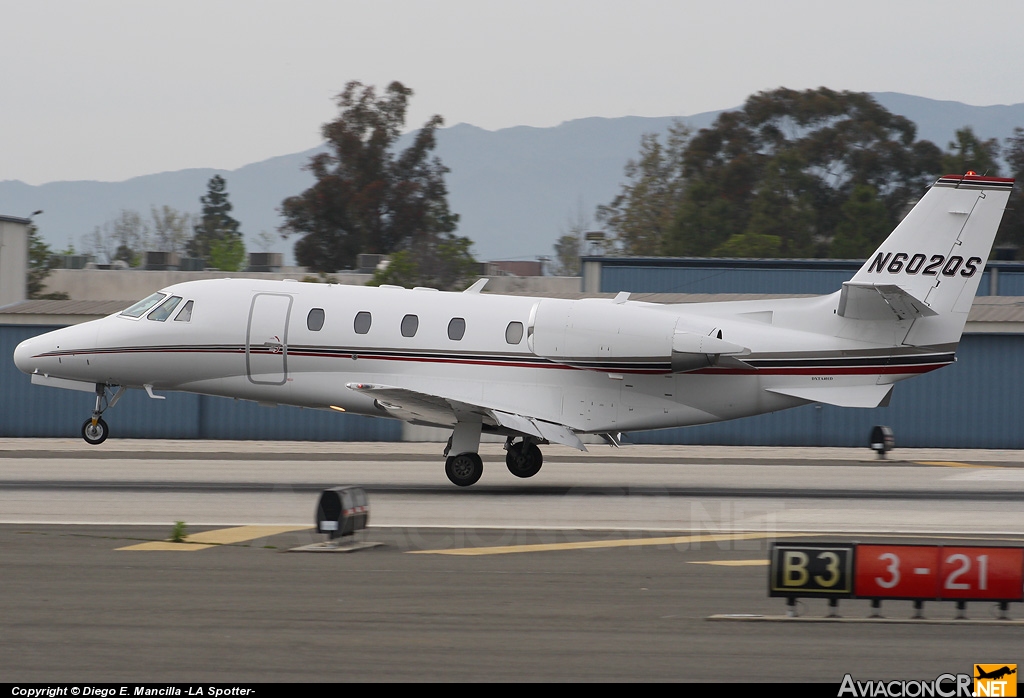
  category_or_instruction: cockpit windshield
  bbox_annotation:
[147,296,182,322]
[120,293,167,318]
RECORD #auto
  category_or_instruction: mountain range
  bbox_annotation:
[3,92,1024,266]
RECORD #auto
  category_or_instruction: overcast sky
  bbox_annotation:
[4,0,1024,185]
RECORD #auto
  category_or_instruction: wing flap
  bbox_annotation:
[346,382,586,450]
[765,383,894,408]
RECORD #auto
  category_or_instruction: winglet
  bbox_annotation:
[463,278,488,294]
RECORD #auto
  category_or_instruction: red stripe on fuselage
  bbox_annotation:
[33,346,951,377]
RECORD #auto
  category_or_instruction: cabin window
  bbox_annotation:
[147,296,182,322]
[121,292,166,318]
[448,317,466,341]
[401,314,419,338]
[307,308,325,332]
[354,311,372,334]
[505,321,524,344]
[173,300,194,323]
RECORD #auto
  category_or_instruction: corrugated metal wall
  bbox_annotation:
[994,271,1024,295]
[630,334,1023,448]
[0,325,400,441]
[2,326,1018,447]
[600,265,853,295]
[590,258,1024,297]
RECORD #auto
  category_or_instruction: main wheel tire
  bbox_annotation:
[445,452,483,487]
[82,417,109,445]
[506,441,543,478]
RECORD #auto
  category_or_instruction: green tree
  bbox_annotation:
[596,120,690,255]
[726,150,818,257]
[280,81,460,273]
[207,235,246,272]
[369,234,477,291]
[191,175,244,269]
[650,88,943,258]
[664,178,743,256]
[941,127,1001,177]
[828,184,894,258]
[996,127,1024,248]
[150,205,194,256]
[551,201,592,276]
[26,224,68,299]
[81,209,149,266]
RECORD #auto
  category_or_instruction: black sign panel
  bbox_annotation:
[769,543,855,598]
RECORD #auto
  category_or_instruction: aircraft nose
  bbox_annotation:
[13,336,41,374]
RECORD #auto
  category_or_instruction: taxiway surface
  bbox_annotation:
[2,440,1022,682]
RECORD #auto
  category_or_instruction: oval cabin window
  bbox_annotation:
[354,311,372,334]
[448,317,466,341]
[307,308,325,332]
[505,321,524,344]
[401,314,419,338]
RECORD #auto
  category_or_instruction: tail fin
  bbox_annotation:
[839,174,1013,345]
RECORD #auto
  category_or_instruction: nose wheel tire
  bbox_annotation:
[506,441,543,478]
[445,452,483,487]
[82,418,109,445]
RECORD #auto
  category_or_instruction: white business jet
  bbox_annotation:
[13,174,1014,486]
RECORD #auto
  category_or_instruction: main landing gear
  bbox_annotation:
[81,384,125,445]
[442,421,545,487]
[505,439,543,479]
[445,452,484,487]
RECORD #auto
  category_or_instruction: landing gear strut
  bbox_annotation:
[505,437,543,478]
[82,384,125,446]
[443,420,484,487]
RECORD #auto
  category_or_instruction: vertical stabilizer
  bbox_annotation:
[847,174,1013,345]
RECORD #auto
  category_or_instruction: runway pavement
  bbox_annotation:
[2,439,1023,682]
[2,439,1024,533]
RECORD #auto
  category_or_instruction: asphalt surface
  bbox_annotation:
[2,440,1023,682]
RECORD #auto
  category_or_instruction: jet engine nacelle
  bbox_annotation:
[526,299,748,372]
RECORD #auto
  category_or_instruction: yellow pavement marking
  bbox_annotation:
[408,531,817,556]
[183,525,312,545]
[117,525,312,551]
[915,461,999,469]
[688,559,770,567]
[118,541,215,551]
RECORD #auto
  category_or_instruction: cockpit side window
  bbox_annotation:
[173,300,194,323]
[147,296,182,322]
[120,292,167,318]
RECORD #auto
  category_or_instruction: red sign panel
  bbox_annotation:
[937,547,1024,601]
[854,545,1024,601]
[855,545,940,599]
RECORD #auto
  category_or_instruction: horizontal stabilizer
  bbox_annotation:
[837,282,938,321]
[766,383,894,408]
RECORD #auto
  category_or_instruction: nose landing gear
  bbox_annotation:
[82,417,109,445]
[81,384,125,445]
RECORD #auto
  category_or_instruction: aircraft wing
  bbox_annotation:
[345,382,587,451]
